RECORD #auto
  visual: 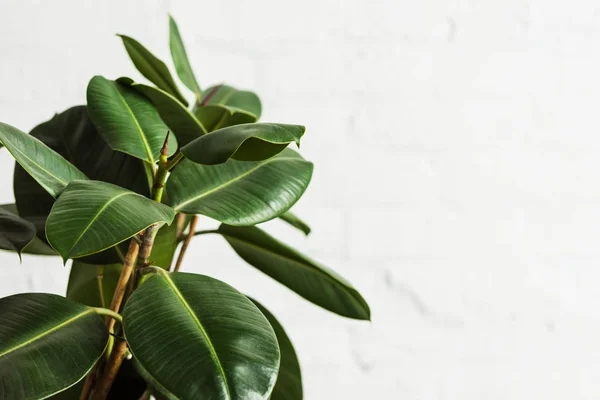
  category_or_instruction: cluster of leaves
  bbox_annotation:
[0,16,370,400]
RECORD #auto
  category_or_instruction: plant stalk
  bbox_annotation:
[88,133,171,400]
[173,215,199,272]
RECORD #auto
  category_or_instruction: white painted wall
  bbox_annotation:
[2,0,600,398]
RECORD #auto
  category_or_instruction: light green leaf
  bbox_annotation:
[167,149,313,226]
[218,224,370,320]
[86,76,177,164]
[193,105,257,132]
[201,84,262,118]
[46,180,175,261]
[181,123,305,165]
[250,299,303,400]
[123,269,280,400]
[0,122,87,198]
[0,206,36,259]
[169,15,201,98]
[0,293,108,400]
[119,34,188,106]
[124,79,207,146]
[279,212,311,235]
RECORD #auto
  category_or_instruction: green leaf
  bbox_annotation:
[0,122,87,198]
[250,298,303,400]
[122,79,206,146]
[86,76,177,164]
[167,149,313,226]
[181,123,305,165]
[123,269,280,400]
[149,220,179,269]
[67,261,122,308]
[0,206,36,259]
[201,84,262,118]
[46,180,175,261]
[279,212,311,235]
[169,15,201,98]
[0,203,57,256]
[0,293,108,400]
[194,105,257,132]
[119,34,188,106]
[218,224,370,320]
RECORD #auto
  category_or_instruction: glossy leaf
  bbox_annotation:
[169,15,201,97]
[279,212,311,235]
[0,122,87,198]
[181,123,305,165]
[67,261,122,308]
[218,224,370,320]
[86,76,177,164]
[123,269,280,400]
[46,180,175,261]
[0,206,36,258]
[201,84,262,118]
[167,149,313,226]
[250,298,303,400]
[125,79,207,146]
[0,293,108,400]
[194,105,257,132]
[119,34,188,106]
[149,220,180,269]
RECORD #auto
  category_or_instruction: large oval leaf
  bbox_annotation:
[193,105,257,133]
[0,122,87,198]
[0,293,108,400]
[181,123,305,165]
[200,85,262,118]
[218,224,370,320]
[169,15,201,98]
[123,270,280,400]
[119,34,188,106]
[13,106,151,252]
[167,149,313,226]
[126,80,207,146]
[86,76,177,164]
[250,298,303,400]
[0,206,36,259]
[46,180,175,261]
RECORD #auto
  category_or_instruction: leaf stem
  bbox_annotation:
[166,151,183,171]
[173,215,199,272]
[93,308,123,324]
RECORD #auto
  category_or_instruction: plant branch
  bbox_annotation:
[173,215,199,272]
[166,151,183,171]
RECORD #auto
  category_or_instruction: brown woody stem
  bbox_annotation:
[173,215,199,272]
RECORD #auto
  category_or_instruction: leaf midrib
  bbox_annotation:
[0,310,93,358]
[116,86,156,164]
[158,271,232,398]
[174,157,305,210]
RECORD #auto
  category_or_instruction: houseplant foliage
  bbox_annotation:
[0,15,370,400]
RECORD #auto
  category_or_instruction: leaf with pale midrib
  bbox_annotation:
[123,270,280,400]
[0,293,108,400]
[167,149,313,226]
[200,84,262,118]
[219,224,371,320]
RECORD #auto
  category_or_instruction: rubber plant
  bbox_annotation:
[0,16,370,400]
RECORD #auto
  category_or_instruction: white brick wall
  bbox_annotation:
[2,0,600,398]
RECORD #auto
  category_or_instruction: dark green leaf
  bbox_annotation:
[86,76,177,164]
[169,15,201,98]
[0,293,108,400]
[219,224,370,320]
[118,34,188,106]
[0,206,36,259]
[279,212,311,235]
[194,105,257,132]
[123,269,280,400]
[125,79,207,146]
[46,180,175,261]
[201,84,262,118]
[0,122,87,198]
[167,149,313,226]
[149,219,179,269]
[250,298,303,400]
[0,203,56,256]
[181,123,305,165]
[67,261,122,308]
